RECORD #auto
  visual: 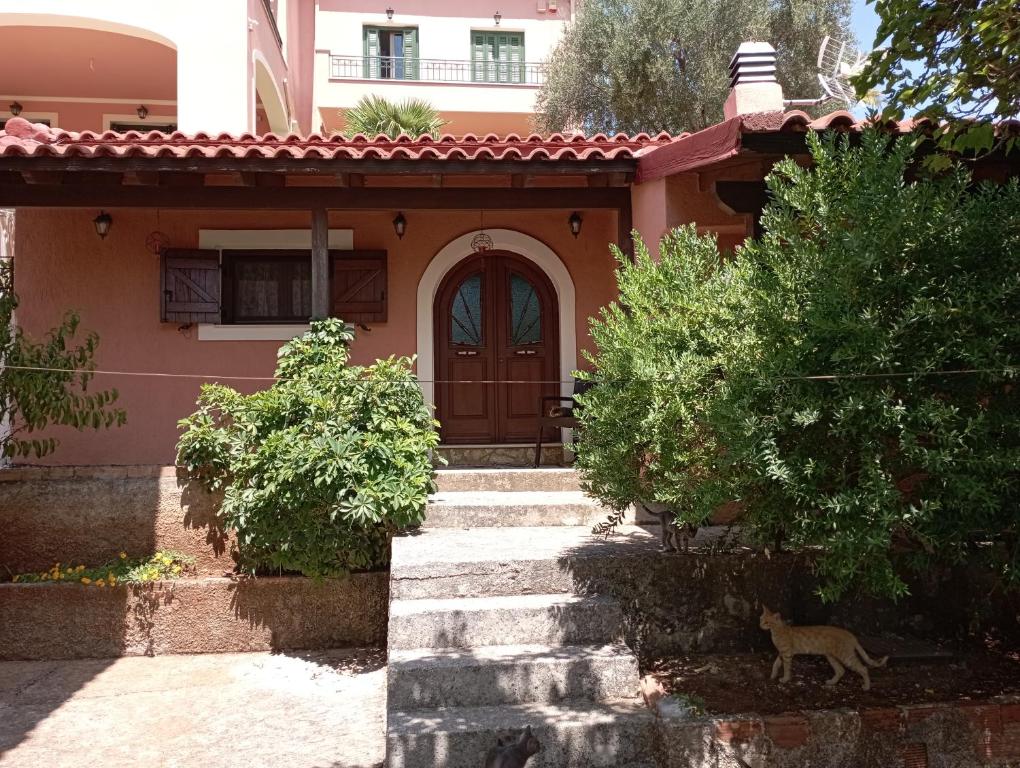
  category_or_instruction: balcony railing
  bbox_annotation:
[329,55,546,86]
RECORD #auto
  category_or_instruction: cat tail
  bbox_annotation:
[855,643,888,668]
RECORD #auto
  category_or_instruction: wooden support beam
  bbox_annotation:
[0,185,632,210]
[20,170,63,185]
[713,180,767,238]
[0,157,637,178]
[617,198,634,261]
[348,173,365,188]
[510,174,525,188]
[311,208,329,320]
[123,170,160,186]
[431,174,443,188]
[255,173,285,188]
[159,172,205,187]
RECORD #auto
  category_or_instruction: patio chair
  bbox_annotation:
[534,379,596,467]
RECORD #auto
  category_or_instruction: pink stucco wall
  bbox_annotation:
[630,172,752,259]
[13,207,620,465]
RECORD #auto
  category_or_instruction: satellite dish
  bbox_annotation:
[816,36,868,107]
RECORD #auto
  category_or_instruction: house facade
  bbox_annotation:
[5,8,1012,468]
[0,0,571,137]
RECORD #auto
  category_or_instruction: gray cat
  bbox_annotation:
[641,503,697,552]
[483,725,541,768]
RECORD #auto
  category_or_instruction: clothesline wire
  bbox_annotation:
[1,364,1015,384]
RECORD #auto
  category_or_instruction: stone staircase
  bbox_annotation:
[385,467,660,768]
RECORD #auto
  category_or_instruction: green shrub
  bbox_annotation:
[578,130,1020,601]
[577,226,749,529]
[176,320,439,577]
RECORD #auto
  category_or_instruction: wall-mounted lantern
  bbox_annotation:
[494,10,502,25]
[93,211,113,240]
[392,212,407,239]
[9,101,22,117]
[386,6,394,19]
[568,211,583,238]
[136,105,149,120]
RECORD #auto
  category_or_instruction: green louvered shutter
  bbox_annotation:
[403,28,418,80]
[471,32,489,82]
[507,33,524,83]
[363,27,379,78]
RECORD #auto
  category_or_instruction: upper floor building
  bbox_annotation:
[0,0,574,138]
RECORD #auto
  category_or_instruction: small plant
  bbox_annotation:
[1,253,125,459]
[177,319,439,578]
[10,550,195,586]
[671,692,707,716]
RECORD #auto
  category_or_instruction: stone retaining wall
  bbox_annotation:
[570,548,1020,658]
[0,573,388,660]
[663,697,1020,767]
[0,465,233,576]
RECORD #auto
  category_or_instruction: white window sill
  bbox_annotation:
[197,324,311,341]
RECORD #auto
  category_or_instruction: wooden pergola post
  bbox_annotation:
[311,207,329,319]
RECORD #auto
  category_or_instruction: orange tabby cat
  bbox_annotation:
[759,606,888,690]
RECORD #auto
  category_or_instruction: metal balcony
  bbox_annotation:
[329,55,546,86]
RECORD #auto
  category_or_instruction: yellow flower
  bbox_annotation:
[96,581,105,588]
[12,575,19,583]
[77,565,85,572]
[108,575,117,585]
[119,552,127,559]
[81,577,91,585]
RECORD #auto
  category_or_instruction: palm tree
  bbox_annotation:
[342,95,447,139]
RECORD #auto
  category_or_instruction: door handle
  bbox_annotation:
[515,349,537,356]
[456,350,478,356]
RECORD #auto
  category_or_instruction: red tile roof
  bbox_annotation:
[636,110,1020,182]
[0,117,673,162]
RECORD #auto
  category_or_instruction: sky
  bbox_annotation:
[850,0,881,51]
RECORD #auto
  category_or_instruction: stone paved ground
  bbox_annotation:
[0,649,386,768]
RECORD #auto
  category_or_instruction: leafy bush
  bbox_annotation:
[176,320,439,577]
[578,131,1020,600]
[577,226,749,528]
[1,254,125,459]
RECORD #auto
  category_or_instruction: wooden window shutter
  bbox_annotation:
[161,249,221,324]
[403,28,418,80]
[472,32,490,82]
[363,27,379,78]
[330,250,387,323]
[508,34,524,84]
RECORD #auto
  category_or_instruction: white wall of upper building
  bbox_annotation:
[0,0,294,136]
[312,0,574,136]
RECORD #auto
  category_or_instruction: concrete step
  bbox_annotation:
[390,526,658,600]
[387,643,639,710]
[435,444,566,468]
[387,593,624,651]
[386,699,655,768]
[424,491,623,528]
[434,468,580,493]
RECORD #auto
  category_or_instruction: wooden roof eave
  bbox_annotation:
[0,155,638,179]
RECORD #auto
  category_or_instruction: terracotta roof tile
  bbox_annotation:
[0,117,674,163]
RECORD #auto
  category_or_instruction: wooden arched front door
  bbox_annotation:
[435,251,559,444]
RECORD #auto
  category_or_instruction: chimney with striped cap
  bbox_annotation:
[723,42,785,119]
